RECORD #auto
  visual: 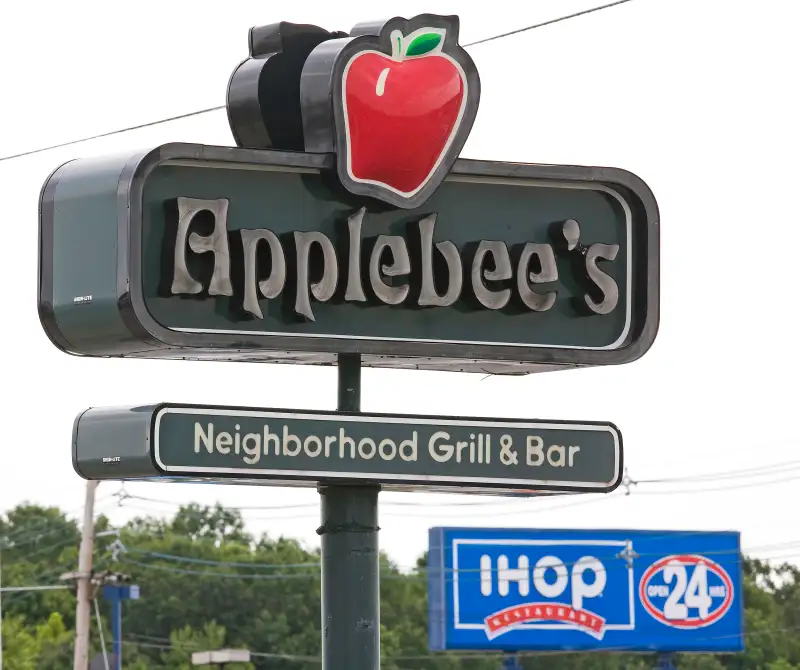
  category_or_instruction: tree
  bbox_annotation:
[0,504,82,629]
[1,615,39,670]
[0,504,80,565]
[3,501,800,670]
[765,661,797,670]
[155,621,254,670]
[32,612,73,670]
[170,503,253,546]
[677,655,728,670]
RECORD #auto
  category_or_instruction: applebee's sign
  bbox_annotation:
[38,14,659,374]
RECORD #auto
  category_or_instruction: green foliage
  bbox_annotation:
[676,655,728,670]
[0,612,73,669]
[170,502,253,546]
[155,621,254,670]
[3,501,800,669]
[33,612,73,669]
[1,615,39,670]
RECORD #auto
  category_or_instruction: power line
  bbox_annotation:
[118,556,318,581]
[114,462,800,521]
[1,558,109,605]
[123,537,800,573]
[115,495,621,526]
[635,458,800,484]
[0,584,69,593]
[4,453,795,588]
[93,596,112,670]
[465,0,635,47]
[118,489,558,510]
[124,638,319,662]
[632,473,800,496]
[1,507,119,561]
[0,495,114,545]
[0,106,224,163]
[0,524,79,552]
[124,547,320,570]
[0,0,638,164]
[122,621,800,663]
[118,490,616,519]
[117,540,800,583]
[120,451,800,512]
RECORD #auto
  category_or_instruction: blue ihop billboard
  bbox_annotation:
[428,527,744,653]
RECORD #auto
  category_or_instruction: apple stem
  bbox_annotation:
[389,29,404,60]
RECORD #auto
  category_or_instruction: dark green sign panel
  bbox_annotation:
[72,403,622,494]
[40,143,659,374]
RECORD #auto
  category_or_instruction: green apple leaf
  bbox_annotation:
[405,32,442,57]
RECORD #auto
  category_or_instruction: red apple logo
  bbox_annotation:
[299,15,481,209]
[342,28,468,199]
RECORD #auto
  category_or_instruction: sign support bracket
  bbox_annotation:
[318,353,381,670]
[654,653,677,670]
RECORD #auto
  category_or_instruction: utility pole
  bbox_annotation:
[73,480,99,670]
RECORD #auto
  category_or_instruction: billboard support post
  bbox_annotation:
[655,654,677,670]
[318,354,380,670]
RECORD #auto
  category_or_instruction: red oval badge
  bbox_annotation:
[639,554,734,629]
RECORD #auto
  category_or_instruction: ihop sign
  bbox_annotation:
[427,527,744,653]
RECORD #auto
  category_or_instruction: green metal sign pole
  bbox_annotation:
[318,353,381,670]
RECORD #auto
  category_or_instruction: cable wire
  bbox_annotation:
[634,458,800,484]
[122,620,800,663]
[0,495,114,545]
[122,536,800,574]
[0,584,70,593]
[118,490,616,519]
[0,106,224,163]
[118,490,564,510]
[94,597,111,670]
[632,473,800,496]
[466,0,634,47]
[1,554,110,606]
[117,540,800,584]
[115,460,800,521]
[0,0,639,164]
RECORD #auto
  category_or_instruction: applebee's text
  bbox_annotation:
[169,198,621,322]
[193,422,583,469]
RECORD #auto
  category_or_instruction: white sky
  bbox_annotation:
[1,0,798,570]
